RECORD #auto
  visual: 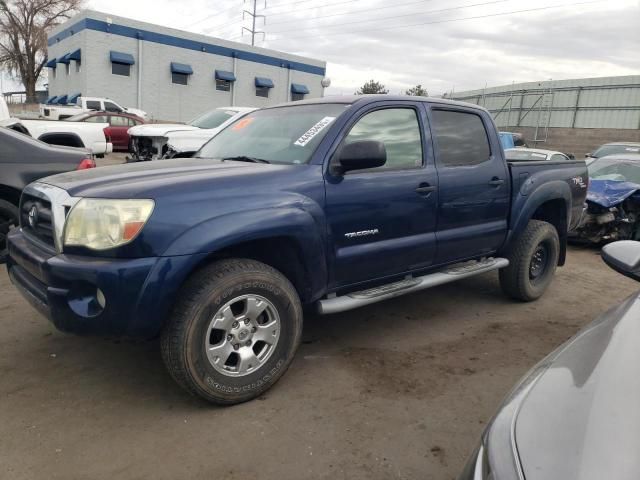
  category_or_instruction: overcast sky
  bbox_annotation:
[2,0,639,95]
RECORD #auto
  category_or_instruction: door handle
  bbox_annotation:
[415,184,437,196]
[488,177,505,187]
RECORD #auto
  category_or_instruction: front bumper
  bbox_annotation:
[6,228,201,338]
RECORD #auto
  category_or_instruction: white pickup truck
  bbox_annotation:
[128,107,255,161]
[40,96,147,121]
[1,97,113,156]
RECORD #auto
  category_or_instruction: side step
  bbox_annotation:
[317,257,509,315]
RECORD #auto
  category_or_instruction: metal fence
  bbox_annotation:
[447,75,640,143]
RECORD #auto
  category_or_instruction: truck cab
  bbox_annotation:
[7,96,588,405]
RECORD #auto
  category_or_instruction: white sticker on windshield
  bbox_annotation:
[294,117,336,147]
[531,153,547,158]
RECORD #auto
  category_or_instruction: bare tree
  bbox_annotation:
[0,0,82,102]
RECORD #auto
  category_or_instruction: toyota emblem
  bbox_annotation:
[28,205,38,228]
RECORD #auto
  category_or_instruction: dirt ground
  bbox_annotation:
[1,242,637,480]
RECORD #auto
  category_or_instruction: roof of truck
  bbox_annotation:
[266,95,488,112]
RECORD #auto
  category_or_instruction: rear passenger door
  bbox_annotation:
[429,107,509,264]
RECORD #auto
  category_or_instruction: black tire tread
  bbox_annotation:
[499,220,559,302]
[160,258,302,405]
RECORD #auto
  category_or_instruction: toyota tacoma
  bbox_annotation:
[7,96,588,405]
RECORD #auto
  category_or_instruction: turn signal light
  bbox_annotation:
[77,158,96,170]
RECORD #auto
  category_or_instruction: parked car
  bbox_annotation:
[0,127,95,263]
[40,96,147,121]
[65,111,145,152]
[573,153,640,244]
[7,95,588,405]
[505,147,572,162]
[499,131,528,149]
[585,142,640,165]
[1,97,113,156]
[128,107,255,161]
[459,239,640,480]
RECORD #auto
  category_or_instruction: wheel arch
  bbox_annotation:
[38,132,85,148]
[503,181,571,266]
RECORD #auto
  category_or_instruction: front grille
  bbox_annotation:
[21,194,55,248]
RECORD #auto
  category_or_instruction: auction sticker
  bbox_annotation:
[294,117,336,147]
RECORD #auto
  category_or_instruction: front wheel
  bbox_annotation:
[161,259,303,405]
[500,220,560,302]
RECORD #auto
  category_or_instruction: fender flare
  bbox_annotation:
[503,180,572,257]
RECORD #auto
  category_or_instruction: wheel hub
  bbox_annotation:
[529,244,548,280]
[204,294,281,377]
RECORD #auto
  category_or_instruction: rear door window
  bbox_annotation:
[432,110,491,167]
[85,100,100,110]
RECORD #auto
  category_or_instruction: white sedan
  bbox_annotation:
[505,147,573,162]
[127,107,255,161]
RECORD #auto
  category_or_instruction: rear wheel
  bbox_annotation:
[161,259,303,405]
[500,220,559,301]
[0,199,19,264]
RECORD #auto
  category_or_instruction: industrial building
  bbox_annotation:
[448,76,640,156]
[46,10,327,121]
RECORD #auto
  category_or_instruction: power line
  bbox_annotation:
[266,0,438,27]
[180,2,242,29]
[268,0,512,34]
[264,0,605,40]
[263,0,361,12]
[242,0,267,46]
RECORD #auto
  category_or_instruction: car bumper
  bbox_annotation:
[6,228,203,338]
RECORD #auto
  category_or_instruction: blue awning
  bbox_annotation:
[110,51,135,65]
[57,53,71,64]
[56,95,68,104]
[68,93,81,103]
[215,70,236,82]
[46,96,59,104]
[255,77,274,88]
[291,83,309,95]
[171,62,193,75]
[69,49,81,61]
[45,58,57,68]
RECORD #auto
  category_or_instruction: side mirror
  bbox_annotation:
[335,140,386,174]
[585,153,591,158]
[602,240,640,282]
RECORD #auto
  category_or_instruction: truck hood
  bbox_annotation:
[514,292,640,480]
[128,123,196,137]
[587,179,640,208]
[38,158,293,198]
[165,128,222,152]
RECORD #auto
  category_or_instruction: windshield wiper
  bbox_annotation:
[222,156,270,164]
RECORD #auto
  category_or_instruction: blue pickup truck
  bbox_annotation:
[7,96,588,404]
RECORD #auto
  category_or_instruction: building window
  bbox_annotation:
[65,63,70,75]
[292,93,305,101]
[256,86,270,98]
[172,72,189,85]
[216,79,231,91]
[112,63,131,76]
[52,68,56,79]
[75,61,81,73]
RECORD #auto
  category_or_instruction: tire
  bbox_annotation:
[161,258,303,405]
[499,220,559,302]
[0,199,19,264]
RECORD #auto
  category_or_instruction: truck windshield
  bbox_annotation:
[189,109,238,129]
[196,104,349,164]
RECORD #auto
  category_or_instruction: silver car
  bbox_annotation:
[460,240,640,480]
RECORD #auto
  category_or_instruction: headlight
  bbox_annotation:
[63,198,154,250]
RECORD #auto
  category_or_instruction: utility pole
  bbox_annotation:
[242,0,266,46]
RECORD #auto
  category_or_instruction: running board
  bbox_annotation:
[317,257,509,315]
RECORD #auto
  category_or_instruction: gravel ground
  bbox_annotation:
[1,243,637,480]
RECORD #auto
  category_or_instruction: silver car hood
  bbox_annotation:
[515,292,640,480]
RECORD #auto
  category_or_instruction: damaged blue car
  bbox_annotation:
[574,153,640,243]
